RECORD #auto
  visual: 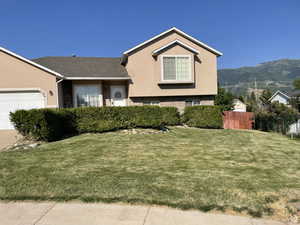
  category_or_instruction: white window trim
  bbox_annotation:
[160,55,193,83]
[72,84,103,107]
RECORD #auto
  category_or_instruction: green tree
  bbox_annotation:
[293,79,300,90]
[215,87,234,111]
[250,91,256,102]
[289,98,300,112]
[255,101,299,134]
[238,95,245,103]
[259,89,272,105]
[246,91,259,112]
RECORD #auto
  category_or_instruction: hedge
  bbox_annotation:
[10,106,180,141]
[182,106,223,129]
[9,109,75,142]
[254,112,299,134]
[73,106,180,133]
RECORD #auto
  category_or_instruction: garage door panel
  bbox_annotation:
[0,92,44,130]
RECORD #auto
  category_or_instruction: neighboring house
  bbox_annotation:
[268,90,300,135]
[290,90,300,99]
[269,90,290,105]
[0,27,222,129]
[233,99,247,112]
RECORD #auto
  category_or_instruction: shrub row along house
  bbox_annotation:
[0,27,222,129]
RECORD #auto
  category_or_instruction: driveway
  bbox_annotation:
[0,202,297,225]
[0,130,21,150]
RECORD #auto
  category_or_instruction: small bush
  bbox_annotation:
[182,106,223,129]
[10,109,75,141]
[10,106,180,141]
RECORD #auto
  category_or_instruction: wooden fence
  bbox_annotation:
[223,111,254,130]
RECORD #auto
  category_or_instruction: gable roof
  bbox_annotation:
[123,27,223,57]
[32,57,130,80]
[269,90,290,101]
[0,46,64,78]
[152,39,200,56]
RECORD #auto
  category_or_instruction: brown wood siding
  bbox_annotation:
[223,111,254,130]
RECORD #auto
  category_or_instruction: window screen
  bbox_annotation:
[162,56,191,81]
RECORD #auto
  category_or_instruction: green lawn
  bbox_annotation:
[0,127,300,219]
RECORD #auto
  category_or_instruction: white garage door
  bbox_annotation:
[0,91,45,130]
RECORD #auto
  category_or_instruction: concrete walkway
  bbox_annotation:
[0,202,298,225]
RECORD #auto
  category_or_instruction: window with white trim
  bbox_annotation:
[162,55,192,81]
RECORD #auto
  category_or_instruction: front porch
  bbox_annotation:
[59,80,129,108]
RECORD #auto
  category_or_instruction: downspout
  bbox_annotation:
[56,78,64,108]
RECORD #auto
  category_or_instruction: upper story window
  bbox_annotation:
[161,55,192,82]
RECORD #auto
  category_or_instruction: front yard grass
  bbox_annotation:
[0,127,300,220]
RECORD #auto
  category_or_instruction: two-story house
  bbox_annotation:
[0,27,222,129]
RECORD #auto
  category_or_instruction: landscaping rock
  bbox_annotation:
[29,143,39,148]
[289,202,300,211]
[3,138,42,152]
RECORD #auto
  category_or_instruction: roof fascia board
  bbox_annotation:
[123,27,223,56]
[152,40,199,56]
[64,77,131,80]
[0,47,64,78]
[269,90,290,101]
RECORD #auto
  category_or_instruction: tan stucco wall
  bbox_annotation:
[129,96,214,112]
[125,31,218,97]
[0,51,58,107]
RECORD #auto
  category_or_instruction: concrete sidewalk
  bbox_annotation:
[0,202,298,225]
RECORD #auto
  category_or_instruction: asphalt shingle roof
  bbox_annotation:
[32,57,129,78]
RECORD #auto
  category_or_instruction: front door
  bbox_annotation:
[110,85,126,106]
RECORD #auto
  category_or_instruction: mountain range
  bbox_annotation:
[218,59,300,96]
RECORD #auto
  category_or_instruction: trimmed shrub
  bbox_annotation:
[10,109,75,141]
[182,106,223,129]
[74,106,180,133]
[10,106,180,141]
[160,107,181,126]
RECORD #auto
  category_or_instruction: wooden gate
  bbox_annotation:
[223,111,254,130]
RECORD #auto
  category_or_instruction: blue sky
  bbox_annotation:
[0,0,299,69]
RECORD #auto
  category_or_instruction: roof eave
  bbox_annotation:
[152,39,199,57]
[269,90,290,101]
[0,47,64,78]
[123,27,223,57]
